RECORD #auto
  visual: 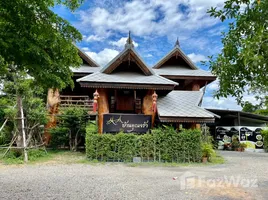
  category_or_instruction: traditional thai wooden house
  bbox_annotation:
[60,34,218,133]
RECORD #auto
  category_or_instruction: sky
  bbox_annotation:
[52,0,257,110]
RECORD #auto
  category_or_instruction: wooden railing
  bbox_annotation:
[59,95,93,111]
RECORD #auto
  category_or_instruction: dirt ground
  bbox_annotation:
[0,151,267,200]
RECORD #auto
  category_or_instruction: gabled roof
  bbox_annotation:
[153,40,198,70]
[71,65,101,76]
[157,91,219,123]
[100,33,154,76]
[77,71,178,90]
[74,44,100,67]
[70,45,100,76]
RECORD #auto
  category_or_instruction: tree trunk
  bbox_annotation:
[16,96,28,162]
[16,95,23,148]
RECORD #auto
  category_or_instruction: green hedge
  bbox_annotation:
[86,128,202,163]
[262,129,268,152]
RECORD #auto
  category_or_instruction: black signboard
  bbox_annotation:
[216,127,238,141]
[103,114,152,133]
[240,127,264,148]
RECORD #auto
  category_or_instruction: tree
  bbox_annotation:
[1,73,48,160]
[242,97,268,115]
[0,0,83,89]
[242,101,259,113]
[50,107,88,151]
[207,0,268,103]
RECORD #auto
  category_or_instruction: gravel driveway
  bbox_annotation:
[0,151,268,200]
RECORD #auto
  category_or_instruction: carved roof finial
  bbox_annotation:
[175,37,180,47]
[125,31,134,48]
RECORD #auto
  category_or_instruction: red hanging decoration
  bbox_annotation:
[152,91,158,113]
[93,90,99,112]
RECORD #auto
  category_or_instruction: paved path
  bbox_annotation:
[0,151,268,200]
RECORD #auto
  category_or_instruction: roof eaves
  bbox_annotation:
[154,74,178,85]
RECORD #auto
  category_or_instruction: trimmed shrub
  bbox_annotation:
[262,129,268,152]
[86,127,202,163]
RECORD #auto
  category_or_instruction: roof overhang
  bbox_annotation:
[160,75,217,81]
[79,82,176,90]
[207,109,268,122]
[159,116,215,123]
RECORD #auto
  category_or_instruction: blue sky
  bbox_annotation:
[52,0,256,110]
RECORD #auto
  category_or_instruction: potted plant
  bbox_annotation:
[239,143,247,152]
[231,140,240,151]
[202,143,215,163]
[218,141,224,150]
[223,135,232,150]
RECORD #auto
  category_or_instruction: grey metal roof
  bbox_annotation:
[157,91,217,119]
[71,65,101,74]
[207,109,268,122]
[153,66,215,77]
[77,71,178,85]
[154,44,198,70]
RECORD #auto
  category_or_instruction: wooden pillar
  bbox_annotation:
[176,123,181,131]
[196,124,201,129]
[238,112,241,126]
[97,88,109,134]
[190,123,201,129]
[192,82,200,91]
[44,88,60,145]
[142,90,154,126]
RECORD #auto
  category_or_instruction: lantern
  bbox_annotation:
[152,91,158,113]
[93,90,99,112]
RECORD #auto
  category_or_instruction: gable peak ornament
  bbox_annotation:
[125,31,134,48]
[174,37,180,47]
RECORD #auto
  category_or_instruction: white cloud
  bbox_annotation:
[187,53,207,63]
[206,79,219,91]
[85,34,104,42]
[202,96,242,110]
[202,87,260,110]
[109,37,139,48]
[82,47,89,51]
[77,0,225,39]
[144,54,153,58]
[85,48,119,67]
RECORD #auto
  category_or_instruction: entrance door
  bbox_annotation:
[116,90,134,112]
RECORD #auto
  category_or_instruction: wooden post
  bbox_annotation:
[97,89,109,134]
[192,82,200,91]
[44,89,60,145]
[190,123,197,129]
[196,124,201,129]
